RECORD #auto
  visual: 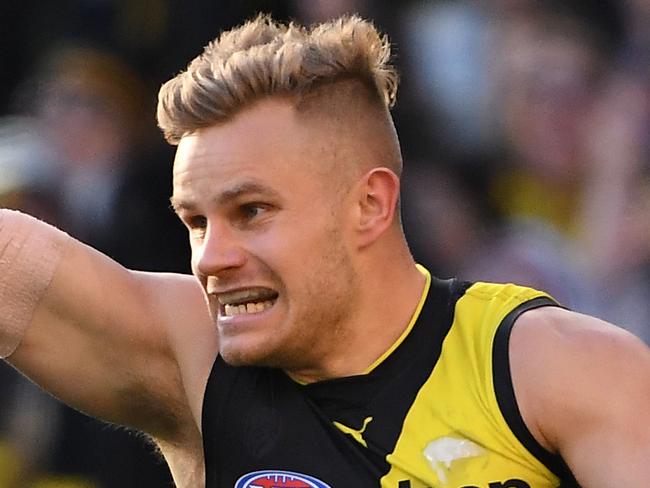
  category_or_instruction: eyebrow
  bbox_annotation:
[170,181,281,213]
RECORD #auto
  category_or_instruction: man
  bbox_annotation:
[1,14,649,488]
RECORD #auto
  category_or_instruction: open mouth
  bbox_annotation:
[217,287,279,318]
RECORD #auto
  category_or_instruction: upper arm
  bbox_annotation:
[511,307,650,487]
[7,237,216,443]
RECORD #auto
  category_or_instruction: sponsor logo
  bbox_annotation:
[235,470,331,488]
[398,479,531,488]
[333,416,373,447]
[423,436,485,484]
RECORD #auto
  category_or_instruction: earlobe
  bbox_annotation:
[356,168,400,248]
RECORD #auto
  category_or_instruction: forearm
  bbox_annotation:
[0,209,70,357]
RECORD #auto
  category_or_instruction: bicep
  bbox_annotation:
[511,308,650,487]
[556,329,650,486]
[7,239,203,440]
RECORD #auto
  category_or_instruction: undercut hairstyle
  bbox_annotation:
[157,14,399,144]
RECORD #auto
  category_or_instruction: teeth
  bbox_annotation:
[223,299,275,317]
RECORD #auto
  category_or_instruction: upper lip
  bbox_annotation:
[210,286,278,306]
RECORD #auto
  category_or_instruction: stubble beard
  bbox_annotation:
[271,225,359,374]
[219,226,359,374]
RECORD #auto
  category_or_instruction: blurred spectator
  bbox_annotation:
[0,116,64,488]
[577,72,650,341]
[401,0,498,156]
[0,45,191,487]
[484,1,650,337]
[33,46,147,240]
[401,0,650,343]
[0,116,59,219]
[22,44,189,272]
[488,2,620,234]
[438,1,650,341]
[402,163,487,278]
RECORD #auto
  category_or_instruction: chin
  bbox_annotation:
[219,342,274,367]
[219,348,257,367]
[219,342,301,370]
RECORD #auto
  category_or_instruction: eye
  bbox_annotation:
[184,215,208,238]
[239,203,267,221]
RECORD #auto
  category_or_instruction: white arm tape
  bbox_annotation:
[0,209,70,358]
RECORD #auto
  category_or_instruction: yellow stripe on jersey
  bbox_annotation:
[380,282,561,488]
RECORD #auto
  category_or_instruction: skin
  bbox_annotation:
[511,308,650,487]
[171,96,420,381]
[4,94,650,487]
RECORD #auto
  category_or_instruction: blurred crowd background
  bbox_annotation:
[1,0,649,486]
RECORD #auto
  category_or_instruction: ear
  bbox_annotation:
[354,168,400,248]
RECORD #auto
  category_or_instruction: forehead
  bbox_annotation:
[172,98,325,203]
[174,98,302,170]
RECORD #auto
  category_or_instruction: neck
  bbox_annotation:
[287,250,427,384]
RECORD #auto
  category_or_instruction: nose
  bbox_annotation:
[193,220,247,278]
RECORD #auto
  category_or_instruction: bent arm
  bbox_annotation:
[1,209,215,443]
[511,307,650,487]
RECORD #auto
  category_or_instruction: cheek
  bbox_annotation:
[260,238,333,289]
[249,206,350,281]
[248,223,321,263]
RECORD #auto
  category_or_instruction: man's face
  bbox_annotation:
[171,98,360,371]
[498,25,598,181]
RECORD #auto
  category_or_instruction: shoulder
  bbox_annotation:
[452,281,555,352]
[510,306,650,453]
[459,281,555,319]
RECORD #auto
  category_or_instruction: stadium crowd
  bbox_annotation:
[0,0,648,486]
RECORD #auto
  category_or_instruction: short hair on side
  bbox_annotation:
[156,14,399,144]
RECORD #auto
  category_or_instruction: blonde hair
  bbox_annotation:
[157,14,398,144]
